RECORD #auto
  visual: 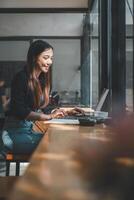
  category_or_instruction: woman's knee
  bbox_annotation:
[2,130,13,150]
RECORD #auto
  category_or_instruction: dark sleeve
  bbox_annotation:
[0,87,5,96]
[10,71,31,119]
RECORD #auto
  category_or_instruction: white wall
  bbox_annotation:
[0,0,88,8]
[0,13,84,36]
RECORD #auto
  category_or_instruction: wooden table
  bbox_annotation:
[8,123,111,200]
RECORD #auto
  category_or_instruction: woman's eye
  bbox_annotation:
[43,56,49,59]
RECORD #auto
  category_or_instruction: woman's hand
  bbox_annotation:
[50,108,65,119]
[66,107,85,116]
[64,107,94,116]
[50,106,94,118]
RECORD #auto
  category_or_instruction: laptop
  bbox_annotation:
[44,89,109,126]
[78,89,109,125]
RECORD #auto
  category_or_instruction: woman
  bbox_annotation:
[1,40,67,155]
[1,40,86,155]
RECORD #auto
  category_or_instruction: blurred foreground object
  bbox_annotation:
[73,114,134,200]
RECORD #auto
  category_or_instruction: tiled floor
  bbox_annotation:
[0,162,29,176]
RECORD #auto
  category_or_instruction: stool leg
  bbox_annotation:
[16,161,20,176]
[6,161,10,176]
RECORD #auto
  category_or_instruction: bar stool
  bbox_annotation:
[5,153,30,176]
[0,153,30,176]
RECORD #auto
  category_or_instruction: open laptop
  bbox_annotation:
[44,89,109,125]
[87,88,109,117]
[78,89,109,125]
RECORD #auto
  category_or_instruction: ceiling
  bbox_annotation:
[0,0,89,9]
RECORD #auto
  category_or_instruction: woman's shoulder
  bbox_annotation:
[13,68,28,83]
[11,68,28,89]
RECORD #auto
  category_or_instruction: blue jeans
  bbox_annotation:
[2,117,43,154]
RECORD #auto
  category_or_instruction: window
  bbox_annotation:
[126,0,133,111]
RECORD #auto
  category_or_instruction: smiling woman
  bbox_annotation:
[0,40,86,156]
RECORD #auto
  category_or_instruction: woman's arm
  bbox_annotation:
[10,72,32,119]
[26,109,65,121]
[2,96,10,111]
[26,111,52,121]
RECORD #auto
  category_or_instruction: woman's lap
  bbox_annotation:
[2,118,44,154]
[11,131,43,154]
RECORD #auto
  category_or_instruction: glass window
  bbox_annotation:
[126,0,133,111]
[89,0,99,107]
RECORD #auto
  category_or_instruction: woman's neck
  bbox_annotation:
[36,68,42,78]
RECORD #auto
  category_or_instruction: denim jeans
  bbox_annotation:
[2,117,43,154]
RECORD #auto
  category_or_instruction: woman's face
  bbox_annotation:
[36,48,53,74]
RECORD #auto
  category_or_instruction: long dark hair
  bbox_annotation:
[26,40,53,108]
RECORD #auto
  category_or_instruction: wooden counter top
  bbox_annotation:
[8,123,111,200]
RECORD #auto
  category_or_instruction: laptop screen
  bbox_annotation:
[95,89,109,111]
